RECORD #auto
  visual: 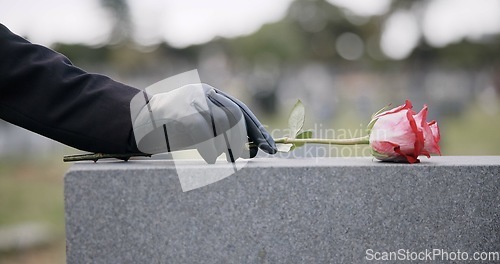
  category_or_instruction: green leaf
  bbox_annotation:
[296,130,313,139]
[290,130,313,151]
[277,144,293,152]
[288,100,305,138]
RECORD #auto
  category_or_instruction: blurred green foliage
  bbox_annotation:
[0,158,68,229]
[0,158,68,263]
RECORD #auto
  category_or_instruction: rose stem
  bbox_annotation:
[63,135,370,162]
[63,153,151,162]
[273,135,370,145]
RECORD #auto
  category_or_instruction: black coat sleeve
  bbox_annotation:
[0,24,141,154]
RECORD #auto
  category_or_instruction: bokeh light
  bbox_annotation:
[335,32,364,61]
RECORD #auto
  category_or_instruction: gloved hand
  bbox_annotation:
[131,83,277,163]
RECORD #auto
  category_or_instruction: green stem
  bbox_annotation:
[274,135,370,145]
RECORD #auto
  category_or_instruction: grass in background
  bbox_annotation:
[0,157,69,264]
[441,101,500,155]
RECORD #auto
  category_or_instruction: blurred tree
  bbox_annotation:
[52,0,500,83]
[100,0,132,43]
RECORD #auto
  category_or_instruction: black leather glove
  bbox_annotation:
[131,83,277,163]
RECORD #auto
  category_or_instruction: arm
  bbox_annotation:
[0,24,140,154]
[0,24,277,161]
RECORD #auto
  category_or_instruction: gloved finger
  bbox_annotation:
[195,137,223,164]
[206,90,247,161]
[249,145,258,158]
[205,88,243,132]
[189,113,224,164]
[207,99,238,162]
[208,85,277,154]
[221,116,246,162]
[208,89,266,157]
[192,98,233,163]
[207,86,277,154]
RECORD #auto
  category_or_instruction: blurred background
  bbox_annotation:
[1,0,499,262]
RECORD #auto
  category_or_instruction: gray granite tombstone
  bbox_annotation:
[64,156,500,263]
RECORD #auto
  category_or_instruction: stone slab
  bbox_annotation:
[64,156,500,263]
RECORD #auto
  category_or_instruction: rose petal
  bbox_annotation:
[393,144,420,163]
[370,140,399,157]
[427,120,441,155]
[414,106,432,158]
[406,109,424,160]
[370,109,416,152]
[371,141,419,163]
[375,99,414,118]
[428,120,441,142]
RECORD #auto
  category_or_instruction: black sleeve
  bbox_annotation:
[0,24,141,154]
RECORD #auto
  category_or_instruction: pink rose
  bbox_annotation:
[369,100,441,163]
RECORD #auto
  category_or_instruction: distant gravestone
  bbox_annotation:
[65,157,500,263]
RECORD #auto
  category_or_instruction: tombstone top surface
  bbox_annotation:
[68,156,500,172]
[65,155,500,263]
